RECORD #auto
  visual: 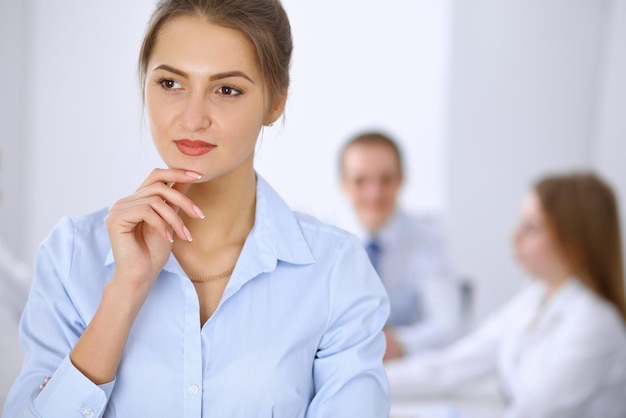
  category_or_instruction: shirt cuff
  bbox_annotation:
[31,354,115,417]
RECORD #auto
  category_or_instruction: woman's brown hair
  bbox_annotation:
[535,172,626,322]
[138,0,293,103]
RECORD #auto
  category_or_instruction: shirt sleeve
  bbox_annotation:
[306,235,391,418]
[2,218,115,418]
[385,289,530,398]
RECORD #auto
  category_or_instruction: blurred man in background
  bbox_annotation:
[340,131,462,360]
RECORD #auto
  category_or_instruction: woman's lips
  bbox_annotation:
[174,139,216,156]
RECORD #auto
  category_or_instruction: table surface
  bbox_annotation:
[390,379,506,418]
[390,399,504,418]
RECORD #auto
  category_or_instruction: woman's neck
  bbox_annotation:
[181,166,257,251]
[543,274,571,299]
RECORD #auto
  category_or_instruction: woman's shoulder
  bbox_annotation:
[294,211,353,240]
[292,210,363,253]
[45,207,109,242]
[29,207,113,304]
[567,280,621,318]
[66,206,110,229]
[560,280,626,345]
[40,207,111,265]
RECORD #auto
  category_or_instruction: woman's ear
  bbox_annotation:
[264,91,287,126]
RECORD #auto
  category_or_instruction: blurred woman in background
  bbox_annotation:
[386,171,626,417]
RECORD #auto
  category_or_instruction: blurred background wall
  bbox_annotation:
[1,0,625,326]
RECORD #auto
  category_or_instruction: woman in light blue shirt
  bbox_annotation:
[3,1,390,416]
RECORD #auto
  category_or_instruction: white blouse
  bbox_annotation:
[385,279,626,418]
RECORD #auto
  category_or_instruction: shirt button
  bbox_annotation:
[82,408,95,418]
[188,384,200,395]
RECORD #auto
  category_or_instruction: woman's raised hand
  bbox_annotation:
[106,168,205,294]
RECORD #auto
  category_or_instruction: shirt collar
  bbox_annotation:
[535,277,588,326]
[104,174,316,271]
[249,174,316,266]
[357,209,403,246]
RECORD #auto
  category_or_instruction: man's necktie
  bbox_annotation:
[365,239,381,273]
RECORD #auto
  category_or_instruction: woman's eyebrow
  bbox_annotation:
[153,64,188,77]
[209,71,255,84]
[152,65,255,84]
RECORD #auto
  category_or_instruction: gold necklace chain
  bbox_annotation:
[188,265,236,283]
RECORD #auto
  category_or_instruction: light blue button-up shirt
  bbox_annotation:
[3,175,390,418]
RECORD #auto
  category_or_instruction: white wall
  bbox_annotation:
[0,0,27,259]
[0,1,28,407]
[23,0,161,263]
[593,0,626,263]
[258,0,450,227]
[445,0,624,324]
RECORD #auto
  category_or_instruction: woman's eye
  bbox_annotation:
[157,79,181,90]
[218,86,242,97]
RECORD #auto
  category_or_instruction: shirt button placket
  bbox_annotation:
[188,384,200,395]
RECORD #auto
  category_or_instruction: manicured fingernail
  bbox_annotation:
[167,229,174,243]
[184,226,193,242]
[186,171,202,179]
[192,204,205,219]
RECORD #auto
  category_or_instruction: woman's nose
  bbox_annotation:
[180,93,211,132]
